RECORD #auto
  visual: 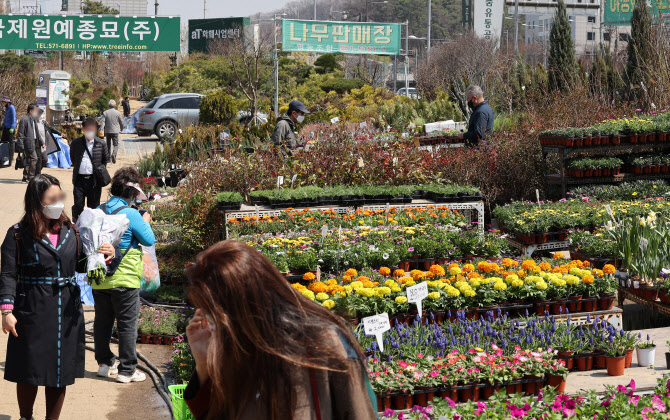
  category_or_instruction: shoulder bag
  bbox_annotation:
[84,142,111,187]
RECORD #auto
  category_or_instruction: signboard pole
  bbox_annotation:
[404,20,409,97]
[274,15,280,119]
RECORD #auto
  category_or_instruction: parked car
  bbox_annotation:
[396,87,420,99]
[237,110,269,124]
[136,93,204,140]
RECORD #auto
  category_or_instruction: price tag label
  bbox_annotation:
[358,157,365,168]
[161,176,166,185]
[316,266,321,282]
[406,282,429,317]
[321,225,328,239]
[331,117,339,124]
[171,164,176,169]
[360,121,367,128]
[633,280,640,289]
[147,171,152,177]
[605,204,613,217]
[536,189,541,206]
[393,157,398,166]
[150,205,155,212]
[640,237,649,251]
[277,176,284,188]
[363,313,391,352]
[291,174,298,186]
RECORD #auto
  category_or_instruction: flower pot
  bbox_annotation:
[624,347,633,367]
[460,382,479,402]
[595,352,607,369]
[547,375,566,393]
[557,351,574,370]
[665,352,670,369]
[606,355,626,376]
[637,345,657,367]
[567,295,583,313]
[576,355,593,371]
[551,299,567,315]
[466,308,480,321]
[630,135,639,143]
[583,296,597,312]
[524,375,542,396]
[414,386,435,406]
[480,385,500,400]
[439,388,459,403]
[380,392,392,410]
[151,335,162,345]
[139,333,150,344]
[392,393,413,410]
[599,293,615,310]
[535,301,551,315]
[505,382,523,396]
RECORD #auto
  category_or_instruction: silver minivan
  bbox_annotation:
[136,93,204,140]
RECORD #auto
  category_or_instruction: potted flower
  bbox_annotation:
[636,334,656,367]
[555,328,579,370]
[546,358,568,393]
[581,273,598,312]
[605,337,627,376]
[665,340,670,369]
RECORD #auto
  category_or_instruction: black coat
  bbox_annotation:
[0,222,86,387]
[70,136,109,184]
[16,114,44,152]
[463,100,494,147]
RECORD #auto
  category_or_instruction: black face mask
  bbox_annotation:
[467,99,475,109]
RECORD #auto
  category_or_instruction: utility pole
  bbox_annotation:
[314,0,316,19]
[514,0,519,52]
[427,0,432,54]
[203,0,206,18]
[59,51,62,70]
[274,15,279,118]
[404,20,409,97]
[154,0,158,16]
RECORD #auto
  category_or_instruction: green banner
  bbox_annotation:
[0,14,180,51]
[604,0,670,25]
[282,19,401,55]
[188,17,249,54]
[462,0,472,28]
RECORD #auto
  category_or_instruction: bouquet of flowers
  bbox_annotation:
[76,208,129,285]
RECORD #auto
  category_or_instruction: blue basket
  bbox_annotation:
[169,384,195,420]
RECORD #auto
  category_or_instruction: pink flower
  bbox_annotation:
[641,407,654,420]
[398,361,409,369]
[628,379,636,391]
[628,395,640,406]
[416,353,424,358]
[652,396,666,412]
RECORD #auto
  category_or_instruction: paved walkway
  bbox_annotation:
[0,134,171,419]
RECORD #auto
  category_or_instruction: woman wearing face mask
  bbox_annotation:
[93,166,155,384]
[70,118,110,222]
[0,174,115,420]
[183,241,378,420]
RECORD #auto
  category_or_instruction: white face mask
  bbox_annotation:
[31,112,39,119]
[296,115,305,124]
[84,131,96,140]
[42,201,65,220]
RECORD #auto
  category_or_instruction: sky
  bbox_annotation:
[33,0,294,20]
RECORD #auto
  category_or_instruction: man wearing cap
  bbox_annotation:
[270,100,310,155]
[1,96,17,166]
[103,99,125,164]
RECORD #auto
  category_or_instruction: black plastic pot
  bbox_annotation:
[665,352,670,369]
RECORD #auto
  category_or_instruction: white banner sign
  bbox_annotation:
[474,0,504,47]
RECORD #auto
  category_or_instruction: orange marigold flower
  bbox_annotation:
[553,252,564,259]
[583,260,591,267]
[345,269,359,277]
[326,279,338,286]
[379,267,392,276]
[603,264,616,275]
[291,283,306,291]
[393,269,406,278]
[502,258,513,268]
[448,263,459,270]
[521,260,536,270]
[342,275,352,283]
[517,270,526,278]
[462,264,475,273]
[308,281,328,293]
[357,276,370,283]
[303,272,316,281]
[539,262,551,271]
[582,275,595,284]
[466,272,480,279]
[429,265,446,276]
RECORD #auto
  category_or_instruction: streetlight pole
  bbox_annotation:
[314,0,317,19]
[427,0,432,54]
[203,0,206,18]
[405,20,409,97]
[154,0,159,16]
[514,0,519,53]
[274,15,279,118]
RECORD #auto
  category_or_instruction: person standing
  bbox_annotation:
[1,96,16,166]
[121,97,131,119]
[70,118,109,222]
[94,167,154,384]
[36,108,63,170]
[458,85,494,147]
[1,174,115,420]
[16,104,44,183]
[103,100,124,164]
[270,100,310,156]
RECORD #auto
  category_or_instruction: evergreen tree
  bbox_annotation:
[547,0,577,91]
[122,79,129,96]
[626,0,656,107]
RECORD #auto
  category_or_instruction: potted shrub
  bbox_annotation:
[636,334,656,367]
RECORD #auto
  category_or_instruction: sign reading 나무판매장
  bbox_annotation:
[282,19,401,55]
[0,15,180,51]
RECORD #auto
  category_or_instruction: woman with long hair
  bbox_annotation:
[0,174,114,420]
[183,240,378,420]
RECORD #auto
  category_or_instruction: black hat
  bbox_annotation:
[288,100,310,114]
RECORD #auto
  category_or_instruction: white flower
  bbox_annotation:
[382,253,389,260]
[344,261,349,266]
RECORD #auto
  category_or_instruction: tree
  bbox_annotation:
[314,53,342,74]
[122,79,129,96]
[199,91,238,124]
[82,0,118,14]
[626,0,657,108]
[547,0,577,91]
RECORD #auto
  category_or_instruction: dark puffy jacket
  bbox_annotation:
[463,100,494,147]
[69,136,109,184]
[270,115,298,151]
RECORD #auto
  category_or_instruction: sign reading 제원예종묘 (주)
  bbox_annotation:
[0,15,180,51]
[282,19,401,55]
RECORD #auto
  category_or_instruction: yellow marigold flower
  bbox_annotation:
[322,299,335,309]
[303,272,316,281]
[349,281,364,290]
[448,263,459,269]
[356,288,375,298]
[292,283,306,291]
[469,278,481,287]
[300,290,316,301]
[385,279,397,287]
[553,252,564,259]
[462,264,475,273]
[395,296,408,304]
[480,277,492,285]
[345,269,358,277]
[391,286,402,293]
[427,280,438,287]
[343,285,353,294]
[603,264,616,275]
[450,267,462,276]
[405,280,416,287]
[429,265,446,276]
[342,275,352,283]
[536,281,548,291]
[393,269,406,278]
[511,279,524,288]
[398,276,413,284]
[375,287,392,297]
[428,292,441,300]
[521,260,536,270]
[316,292,330,301]
[446,287,460,297]
[463,289,476,297]
[582,274,594,284]
[379,267,392,276]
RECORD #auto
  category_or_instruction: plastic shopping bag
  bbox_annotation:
[141,244,161,292]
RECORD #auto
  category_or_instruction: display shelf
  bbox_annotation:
[505,236,570,258]
[617,287,670,317]
[546,172,670,185]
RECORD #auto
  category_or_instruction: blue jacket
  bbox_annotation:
[463,100,494,146]
[3,104,16,129]
[99,197,155,250]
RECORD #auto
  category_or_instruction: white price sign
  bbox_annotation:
[640,237,649,251]
[331,117,339,124]
[363,313,391,352]
[277,176,284,188]
[605,204,613,217]
[406,282,429,317]
[360,121,367,128]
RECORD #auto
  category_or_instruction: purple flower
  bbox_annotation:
[408,247,414,252]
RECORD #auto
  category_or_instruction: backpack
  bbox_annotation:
[101,204,137,277]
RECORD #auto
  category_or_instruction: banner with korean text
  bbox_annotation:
[282,19,401,55]
[604,0,670,25]
[0,15,180,51]
[473,0,503,47]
